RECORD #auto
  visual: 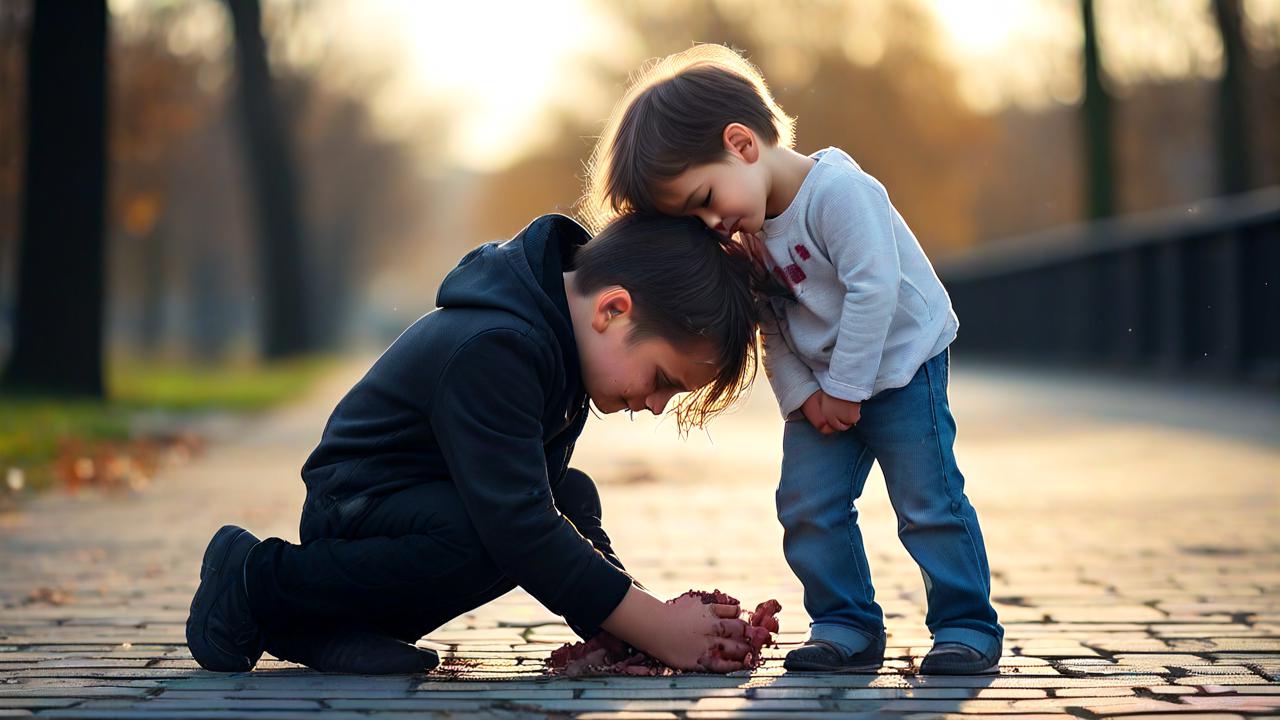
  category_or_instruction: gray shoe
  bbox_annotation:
[919,642,1000,675]
[186,525,264,672]
[783,632,886,672]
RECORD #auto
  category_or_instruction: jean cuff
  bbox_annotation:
[809,622,881,656]
[934,627,1002,658]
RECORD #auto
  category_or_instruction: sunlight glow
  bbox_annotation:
[931,0,1030,56]
[347,0,632,172]
[927,0,1082,113]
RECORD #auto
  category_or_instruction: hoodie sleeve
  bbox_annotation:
[429,327,633,633]
[554,467,625,574]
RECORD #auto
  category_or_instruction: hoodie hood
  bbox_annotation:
[436,213,591,389]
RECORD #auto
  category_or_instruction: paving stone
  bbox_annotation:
[576,689,748,700]
[1011,642,1104,657]
[0,698,80,708]
[1054,687,1141,700]
[1145,685,1208,695]
[578,707,680,712]
[0,687,151,699]
[1076,697,1199,714]
[1106,715,1246,720]
[1179,670,1274,683]
[109,699,326,711]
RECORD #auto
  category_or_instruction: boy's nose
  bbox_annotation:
[647,391,675,415]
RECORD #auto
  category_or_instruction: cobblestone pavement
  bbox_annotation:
[2,360,1278,719]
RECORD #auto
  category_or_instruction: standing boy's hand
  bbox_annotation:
[801,390,833,434]
[819,392,861,432]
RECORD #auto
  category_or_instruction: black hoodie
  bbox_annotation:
[300,214,632,634]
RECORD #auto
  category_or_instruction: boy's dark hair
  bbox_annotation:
[579,45,793,233]
[572,213,759,432]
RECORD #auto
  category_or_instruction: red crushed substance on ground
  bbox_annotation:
[546,589,782,676]
[432,656,481,679]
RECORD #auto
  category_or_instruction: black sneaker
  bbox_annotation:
[783,632,886,672]
[265,627,440,674]
[919,642,1000,675]
[186,525,264,672]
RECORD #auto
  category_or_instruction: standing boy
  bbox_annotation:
[187,213,761,674]
[583,45,1003,675]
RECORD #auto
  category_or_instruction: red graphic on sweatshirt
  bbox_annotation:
[794,244,811,261]
[784,263,807,284]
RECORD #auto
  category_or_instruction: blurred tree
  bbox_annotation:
[0,2,29,322]
[108,7,212,357]
[2,0,108,396]
[1080,0,1115,219]
[1212,0,1251,195]
[224,0,310,359]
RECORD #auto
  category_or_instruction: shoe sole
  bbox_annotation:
[783,659,884,673]
[919,660,1000,675]
[186,525,255,672]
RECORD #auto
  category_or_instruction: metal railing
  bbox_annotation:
[938,186,1280,386]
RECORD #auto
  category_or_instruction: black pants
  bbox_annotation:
[244,469,604,643]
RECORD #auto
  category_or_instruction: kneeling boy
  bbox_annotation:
[186,213,760,674]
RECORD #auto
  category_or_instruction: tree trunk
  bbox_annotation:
[2,0,108,397]
[1081,0,1115,220]
[224,0,310,359]
[1212,0,1251,196]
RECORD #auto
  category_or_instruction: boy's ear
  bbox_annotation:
[722,123,759,164]
[591,287,633,333]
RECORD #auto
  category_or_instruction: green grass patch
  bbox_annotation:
[111,356,333,412]
[1,357,333,491]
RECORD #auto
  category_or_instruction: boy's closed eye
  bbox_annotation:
[656,371,686,393]
[702,190,713,209]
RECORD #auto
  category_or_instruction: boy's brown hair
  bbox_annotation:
[579,45,794,233]
[574,213,759,433]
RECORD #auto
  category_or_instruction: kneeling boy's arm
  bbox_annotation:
[430,329,633,634]
[554,468,625,573]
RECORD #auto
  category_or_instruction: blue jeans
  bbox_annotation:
[776,350,1002,657]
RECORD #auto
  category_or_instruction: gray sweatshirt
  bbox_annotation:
[758,147,958,417]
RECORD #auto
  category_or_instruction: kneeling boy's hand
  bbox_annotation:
[602,585,752,673]
[662,591,753,672]
[819,393,861,432]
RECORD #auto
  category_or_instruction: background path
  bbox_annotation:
[2,360,1277,718]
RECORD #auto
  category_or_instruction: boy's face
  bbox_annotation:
[654,123,771,238]
[657,156,769,239]
[574,287,719,417]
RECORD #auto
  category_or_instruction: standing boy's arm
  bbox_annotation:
[758,300,823,419]
[813,174,901,404]
[429,328,633,637]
